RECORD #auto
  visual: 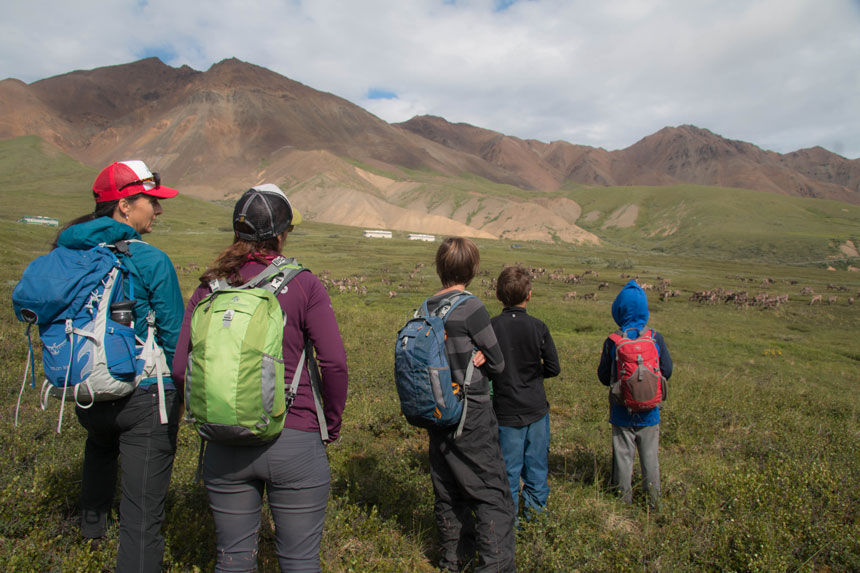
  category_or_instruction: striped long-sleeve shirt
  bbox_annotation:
[425,291,504,395]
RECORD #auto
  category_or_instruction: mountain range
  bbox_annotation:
[1,57,858,242]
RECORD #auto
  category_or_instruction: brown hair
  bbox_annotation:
[199,235,282,285]
[51,194,147,249]
[435,237,480,288]
[496,265,531,307]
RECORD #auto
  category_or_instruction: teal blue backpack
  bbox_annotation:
[12,240,169,432]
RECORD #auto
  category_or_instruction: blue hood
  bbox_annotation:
[611,280,649,336]
[57,217,140,250]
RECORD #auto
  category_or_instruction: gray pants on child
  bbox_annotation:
[611,424,660,507]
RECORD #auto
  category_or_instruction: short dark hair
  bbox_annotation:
[496,265,531,307]
[435,237,480,288]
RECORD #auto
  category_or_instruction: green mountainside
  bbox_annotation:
[563,184,860,265]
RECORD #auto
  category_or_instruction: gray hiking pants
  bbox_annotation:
[611,423,660,507]
[203,427,330,572]
[76,387,180,573]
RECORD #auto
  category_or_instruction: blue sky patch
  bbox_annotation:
[367,88,398,100]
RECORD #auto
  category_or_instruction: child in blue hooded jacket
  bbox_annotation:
[597,280,673,508]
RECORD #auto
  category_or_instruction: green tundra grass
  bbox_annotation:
[1,137,859,571]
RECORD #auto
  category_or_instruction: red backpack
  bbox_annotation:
[608,327,666,412]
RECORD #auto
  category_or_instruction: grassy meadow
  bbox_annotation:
[1,137,860,571]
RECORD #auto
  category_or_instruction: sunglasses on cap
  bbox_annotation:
[119,172,161,191]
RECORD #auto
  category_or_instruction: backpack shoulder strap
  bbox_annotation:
[285,346,307,410]
[608,331,624,344]
[284,339,329,443]
[240,256,308,294]
[304,339,329,443]
[208,278,232,293]
[415,298,431,319]
[270,259,309,297]
[103,240,149,290]
[433,291,474,321]
[109,238,145,255]
[623,327,641,339]
[95,241,139,302]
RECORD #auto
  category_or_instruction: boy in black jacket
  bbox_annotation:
[490,266,561,522]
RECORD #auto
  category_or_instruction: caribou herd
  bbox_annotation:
[176,260,857,310]
[335,264,857,309]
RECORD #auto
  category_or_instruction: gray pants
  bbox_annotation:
[203,428,330,572]
[611,424,660,507]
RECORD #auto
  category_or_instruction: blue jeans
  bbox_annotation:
[498,413,550,518]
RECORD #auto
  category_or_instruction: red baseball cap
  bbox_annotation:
[93,160,179,203]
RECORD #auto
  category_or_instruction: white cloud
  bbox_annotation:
[2,0,859,158]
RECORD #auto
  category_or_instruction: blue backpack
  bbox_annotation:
[394,292,476,438]
[12,240,169,432]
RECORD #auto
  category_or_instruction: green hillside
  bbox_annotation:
[563,184,860,265]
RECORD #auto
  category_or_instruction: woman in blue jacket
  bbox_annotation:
[55,160,184,572]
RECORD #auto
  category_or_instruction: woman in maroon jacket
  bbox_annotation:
[173,184,348,572]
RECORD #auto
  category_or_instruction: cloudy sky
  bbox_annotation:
[3,0,859,159]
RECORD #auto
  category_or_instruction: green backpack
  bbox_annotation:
[186,256,311,445]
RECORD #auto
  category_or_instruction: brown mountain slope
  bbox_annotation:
[394,115,563,190]
[0,78,78,146]
[781,146,860,193]
[618,125,858,202]
[398,118,860,204]
[1,58,530,194]
[1,57,858,243]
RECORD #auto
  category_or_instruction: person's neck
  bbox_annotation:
[435,284,466,296]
